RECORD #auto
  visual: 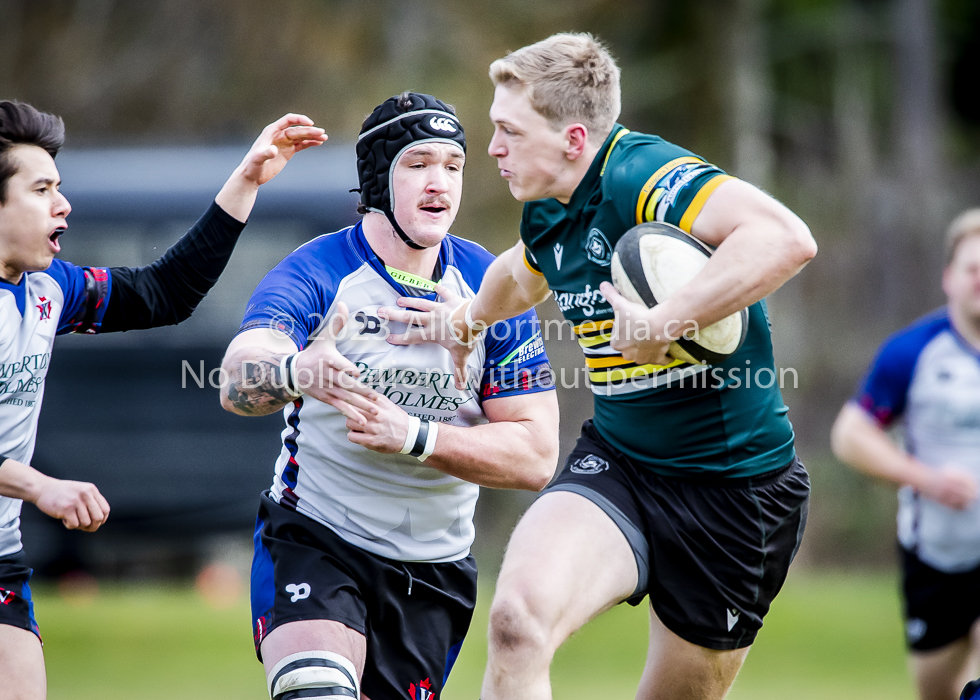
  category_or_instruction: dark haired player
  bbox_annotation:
[384,34,817,699]
[220,93,558,700]
[833,210,980,700]
[0,100,327,700]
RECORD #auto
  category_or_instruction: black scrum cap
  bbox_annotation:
[356,93,466,249]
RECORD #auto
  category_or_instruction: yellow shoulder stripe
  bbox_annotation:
[635,157,704,225]
[678,174,735,232]
[523,248,544,276]
[599,128,631,177]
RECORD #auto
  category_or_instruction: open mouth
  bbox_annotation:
[49,227,66,251]
[420,205,447,215]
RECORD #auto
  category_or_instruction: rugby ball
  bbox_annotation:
[610,222,748,364]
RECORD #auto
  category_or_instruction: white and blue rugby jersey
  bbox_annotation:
[240,222,553,563]
[856,309,980,572]
[0,261,111,557]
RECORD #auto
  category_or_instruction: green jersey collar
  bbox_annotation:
[564,124,630,217]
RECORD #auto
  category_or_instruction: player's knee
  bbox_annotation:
[488,590,551,657]
[266,650,359,699]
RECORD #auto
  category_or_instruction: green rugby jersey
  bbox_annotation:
[520,125,795,478]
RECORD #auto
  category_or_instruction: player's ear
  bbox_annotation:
[564,123,589,160]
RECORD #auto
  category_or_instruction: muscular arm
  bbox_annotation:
[422,391,559,490]
[601,178,818,364]
[345,389,560,491]
[465,241,552,330]
[219,328,297,417]
[831,403,978,510]
[651,179,816,331]
[220,310,369,418]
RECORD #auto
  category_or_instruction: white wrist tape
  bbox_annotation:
[280,354,302,398]
[417,421,439,462]
[400,416,422,454]
[464,300,488,333]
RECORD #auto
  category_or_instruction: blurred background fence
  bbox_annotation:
[2,0,980,580]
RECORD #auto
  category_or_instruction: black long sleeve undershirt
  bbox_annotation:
[98,202,247,333]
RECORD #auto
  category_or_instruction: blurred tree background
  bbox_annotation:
[2,0,980,571]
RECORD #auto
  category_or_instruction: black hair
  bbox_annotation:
[0,101,65,204]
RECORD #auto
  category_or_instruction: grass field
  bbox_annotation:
[37,569,914,699]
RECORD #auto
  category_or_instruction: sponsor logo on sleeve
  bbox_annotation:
[652,162,714,222]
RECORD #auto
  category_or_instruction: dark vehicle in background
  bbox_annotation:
[23,143,359,578]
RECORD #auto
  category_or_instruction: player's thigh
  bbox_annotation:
[637,607,749,700]
[494,489,638,643]
[260,619,366,679]
[911,638,973,700]
[0,552,44,700]
[902,549,980,700]
[0,624,45,700]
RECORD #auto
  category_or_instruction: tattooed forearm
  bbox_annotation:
[223,353,293,416]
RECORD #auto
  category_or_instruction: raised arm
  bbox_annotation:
[831,402,978,510]
[600,179,818,365]
[95,115,327,333]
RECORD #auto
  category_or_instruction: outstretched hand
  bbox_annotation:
[379,284,478,390]
[216,113,328,222]
[293,303,377,424]
[239,113,328,186]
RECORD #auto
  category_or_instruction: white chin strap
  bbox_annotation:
[267,650,360,699]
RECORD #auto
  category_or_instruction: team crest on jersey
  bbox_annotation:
[0,587,15,605]
[36,297,52,321]
[585,228,612,266]
[570,454,609,474]
[408,677,434,700]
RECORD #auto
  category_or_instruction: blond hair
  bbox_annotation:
[489,33,621,144]
[945,209,980,266]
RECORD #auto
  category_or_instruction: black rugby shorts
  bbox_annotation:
[544,420,810,650]
[901,546,980,651]
[250,492,477,699]
[0,551,40,641]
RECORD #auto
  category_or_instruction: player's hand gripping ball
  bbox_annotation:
[610,222,748,364]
